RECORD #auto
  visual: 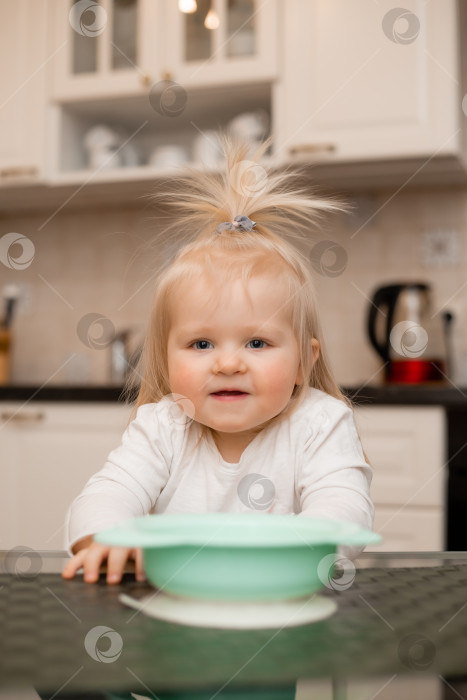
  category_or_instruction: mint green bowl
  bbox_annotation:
[96,513,381,601]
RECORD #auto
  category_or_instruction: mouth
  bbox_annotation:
[210,390,249,399]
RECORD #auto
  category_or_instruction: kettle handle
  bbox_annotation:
[367,285,404,362]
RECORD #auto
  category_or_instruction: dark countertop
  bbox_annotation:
[344,384,467,408]
[1,383,467,407]
[0,384,127,403]
[2,551,467,691]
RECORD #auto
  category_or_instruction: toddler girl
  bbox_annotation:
[62,139,374,584]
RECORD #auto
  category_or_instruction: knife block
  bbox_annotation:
[0,328,11,385]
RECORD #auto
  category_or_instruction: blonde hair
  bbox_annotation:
[129,137,349,429]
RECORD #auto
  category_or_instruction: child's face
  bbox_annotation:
[166,274,303,440]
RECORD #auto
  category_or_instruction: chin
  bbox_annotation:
[204,418,255,434]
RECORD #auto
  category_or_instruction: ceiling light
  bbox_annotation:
[204,8,220,29]
[179,0,197,13]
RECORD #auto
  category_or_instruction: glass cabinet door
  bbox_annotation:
[183,0,256,62]
[225,0,256,58]
[166,0,278,86]
[111,0,138,70]
[50,0,161,99]
[71,0,139,72]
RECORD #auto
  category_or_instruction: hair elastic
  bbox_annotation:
[216,215,256,234]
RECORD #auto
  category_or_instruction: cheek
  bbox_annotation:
[168,355,202,395]
[259,356,299,393]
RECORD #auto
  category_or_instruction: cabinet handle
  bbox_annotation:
[1,411,45,423]
[161,69,173,81]
[0,166,38,178]
[289,143,336,156]
[140,72,152,87]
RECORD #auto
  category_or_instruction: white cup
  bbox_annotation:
[149,145,189,168]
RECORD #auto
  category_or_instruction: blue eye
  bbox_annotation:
[193,340,212,350]
[247,339,267,349]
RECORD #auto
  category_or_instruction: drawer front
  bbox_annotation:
[368,506,444,551]
[355,406,446,507]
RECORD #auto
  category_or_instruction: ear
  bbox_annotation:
[295,338,320,385]
[311,338,320,365]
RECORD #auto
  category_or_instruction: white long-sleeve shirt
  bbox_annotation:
[66,388,374,558]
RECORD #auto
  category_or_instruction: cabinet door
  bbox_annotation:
[0,0,47,183]
[49,0,163,100]
[279,0,460,163]
[164,0,278,87]
[0,403,132,551]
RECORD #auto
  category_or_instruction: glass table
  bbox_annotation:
[1,550,467,699]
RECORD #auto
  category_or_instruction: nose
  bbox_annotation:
[212,347,247,374]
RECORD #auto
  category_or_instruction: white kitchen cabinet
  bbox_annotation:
[49,0,162,101]
[0,0,48,185]
[49,0,278,100]
[0,400,447,554]
[278,0,464,166]
[164,0,278,88]
[46,0,277,180]
[0,402,132,551]
[354,406,446,552]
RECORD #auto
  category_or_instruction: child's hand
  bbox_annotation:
[62,539,145,584]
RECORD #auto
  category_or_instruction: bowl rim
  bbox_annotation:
[95,513,382,549]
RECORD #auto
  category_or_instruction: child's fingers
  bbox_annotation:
[62,549,88,579]
[82,544,111,583]
[62,544,145,584]
[106,547,132,585]
[133,548,146,582]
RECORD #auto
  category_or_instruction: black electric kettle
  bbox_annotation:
[367,283,450,383]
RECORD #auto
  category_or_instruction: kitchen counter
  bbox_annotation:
[1,383,467,406]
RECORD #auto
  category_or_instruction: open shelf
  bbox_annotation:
[50,82,273,181]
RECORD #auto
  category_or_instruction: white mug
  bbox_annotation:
[228,111,269,143]
[193,131,222,168]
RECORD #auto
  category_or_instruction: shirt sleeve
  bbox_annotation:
[296,398,374,560]
[65,403,172,554]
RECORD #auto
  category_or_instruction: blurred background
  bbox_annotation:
[1,0,467,389]
[4,0,467,556]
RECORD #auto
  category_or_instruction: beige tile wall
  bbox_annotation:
[1,186,467,388]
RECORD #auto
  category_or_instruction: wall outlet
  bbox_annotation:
[420,229,460,267]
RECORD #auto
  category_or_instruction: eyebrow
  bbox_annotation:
[176,324,288,339]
